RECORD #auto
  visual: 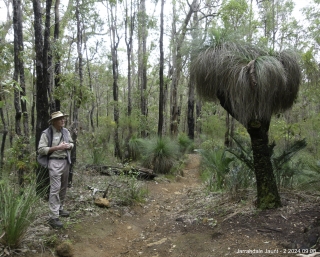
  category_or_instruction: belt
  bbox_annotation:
[49,157,67,160]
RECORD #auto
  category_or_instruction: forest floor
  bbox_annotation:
[14,154,320,257]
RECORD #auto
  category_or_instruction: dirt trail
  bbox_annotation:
[25,154,320,257]
[68,154,213,257]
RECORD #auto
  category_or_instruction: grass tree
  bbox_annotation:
[191,42,301,209]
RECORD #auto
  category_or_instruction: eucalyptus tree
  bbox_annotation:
[13,0,29,186]
[158,0,165,137]
[13,0,23,136]
[0,2,13,176]
[170,0,199,136]
[68,0,84,181]
[256,0,298,50]
[138,0,148,138]
[54,0,62,111]
[105,0,122,159]
[33,0,51,194]
[191,42,301,209]
[187,2,200,140]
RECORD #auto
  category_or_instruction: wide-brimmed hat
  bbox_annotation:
[48,111,69,123]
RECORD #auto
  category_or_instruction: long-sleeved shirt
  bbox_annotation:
[38,125,74,159]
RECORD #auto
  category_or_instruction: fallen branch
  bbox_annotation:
[86,164,157,180]
[256,227,282,233]
[87,183,121,198]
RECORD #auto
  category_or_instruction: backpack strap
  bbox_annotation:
[42,126,53,157]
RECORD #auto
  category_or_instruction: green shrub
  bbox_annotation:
[199,148,234,191]
[141,136,180,174]
[225,163,254,199]
[128,136,146,161]
[110,170,149,205]
[178,133,194,154]
[227,137,307,190]
[0,177,42,249]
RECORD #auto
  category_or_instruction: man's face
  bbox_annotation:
[52,117,65,129]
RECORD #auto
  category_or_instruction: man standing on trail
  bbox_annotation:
[38,111,74,229]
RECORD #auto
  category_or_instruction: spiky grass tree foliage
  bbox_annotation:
[0,178,41,249]
[141,136,180,174]
[191,42,302,209]
[178,133,194,154]
[128,136,146,161]
[199,148,234,191]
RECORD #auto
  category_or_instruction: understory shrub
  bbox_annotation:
[227,137,308,190]
[0,176,42,249]
[199,148,234,191]
[128,136,146,161]
[109,170,149,205]
[140,136,180,174]
[177,133,194,154]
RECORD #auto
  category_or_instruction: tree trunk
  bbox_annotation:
[170,0,198,136]
[158,0,164,137]
[43,0,53,111]
[187,4,199,140]
[247,120,281,209]
[138,0,148,138]
[0,100,8,179]
[123,0,135,160]
[31,60,36,134]
[54,0,61,111]
[13,0,21,136]
[107,1,122,159]
[69,0,83,186]
[33,0,50,195]
[187,84,195,140]
[84,29,94,132]
[16,0,28,137]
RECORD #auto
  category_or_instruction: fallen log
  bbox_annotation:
[86,164,157,180]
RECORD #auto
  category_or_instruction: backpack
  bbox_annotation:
[37,127,53,168]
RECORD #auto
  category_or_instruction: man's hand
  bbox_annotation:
[59,142,71,150]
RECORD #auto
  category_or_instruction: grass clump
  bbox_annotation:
[0,176,42,250]
[110,170,149,206]
[141,136,180,174]
[199,147,234,191]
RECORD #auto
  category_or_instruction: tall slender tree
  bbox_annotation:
[170,0,198,136]
[106,0,122,159]
[54,0,61,111]
[13,0,22,137]
[33,0,51,194]
[158,0,165,137]
[138,0,148,138]
[13,0,29,186]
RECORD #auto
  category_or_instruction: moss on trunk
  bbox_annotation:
[248,120,281,209]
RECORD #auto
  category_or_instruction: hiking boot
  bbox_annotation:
[48,218,63,229]
[59,210,70,217]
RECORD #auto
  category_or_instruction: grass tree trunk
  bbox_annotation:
[247,121,281,209]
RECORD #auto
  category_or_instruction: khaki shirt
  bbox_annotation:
[38,126,74,159]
